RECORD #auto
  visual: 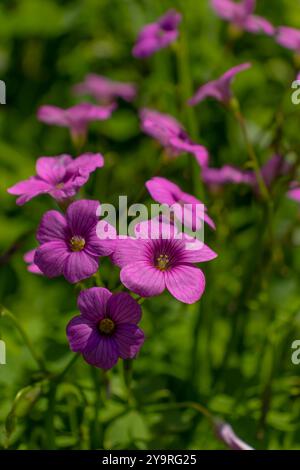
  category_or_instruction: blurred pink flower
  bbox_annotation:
[73,74,137,104]
[8,153,104,205]
[288,183,300,202]
[203,155,292,191]
[140,108,209,167]
[132,9,182,58]
[188,63,251,105]
[276,26,300,53]
[211,0,274,35]
[24,249,43,276]
[37,102,115,142]
[202,164,253,186]
[146,176,215,230]
[215,420,254,450]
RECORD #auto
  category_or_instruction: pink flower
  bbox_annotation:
[215,420,254,450]
[73,74,137,104]
[112,219,217,304]
[202,164,253,186]
[211,0,274,35]
[35,200,116,284]
[67,288,144,370]
[288,183,300,202]
[202,155,291,190]
[24,249,43,275]
[8,153,104,205]
[37,102,115,142]
[140,108,209,167]
[133,9,182,58]
[276,26,300,54]
[145,177,215,230]
[188,63,251,105]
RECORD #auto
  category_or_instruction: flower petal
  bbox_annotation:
[120,261,165,297]
[107,292,142,324]
[114,324,145,359]
[66,199,99,236]
[8,177,52,205]
[83,333,119,369]
[63,251,99,283]
[165,265,206,304]
[77,287,112,322]
[34,241,69,278]
[37,210,67,243]
[66,316,95,352]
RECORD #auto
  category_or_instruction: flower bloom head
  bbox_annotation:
[37,102,115,145]
[146,176,215,230]
[288,183,300,202]
[211,0,274,36]
[67,287,144,370]
[214,420,254,450]
[140,108,209,167]
[276,26,300,54]
[132,9,182,58]
[188,63,251,106]
[24,249,43,275]
[34,200,115,284]
[112,219,217,304]
[8,153,104,206]
[73,74,137,104]
[202,164,254,187]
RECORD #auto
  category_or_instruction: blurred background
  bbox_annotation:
[0,0,300,450]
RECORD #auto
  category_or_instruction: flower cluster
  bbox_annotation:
[7,5,299,388]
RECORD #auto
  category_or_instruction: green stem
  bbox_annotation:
[175,17,205,200]
[230,98,271,203]
[0,305,46,371]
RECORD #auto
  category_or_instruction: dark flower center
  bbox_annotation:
[70,235,85,252]
[98,318,115,335]
[55,182,64,189]
[156,254,170,271]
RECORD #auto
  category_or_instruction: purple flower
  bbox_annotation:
[8,153,104,206]
[202,155,291,193]
[37,102,115,142]
[67,288,145,370]
[276,26,300,54]
[24,249,43,275]
[140,108,209,167]
[73,74,137,104]
[211,0,274,36]
[34,200,115,284]
[112,219,217,304]
[188,63,251,106]
[133,9,182,58]
[215,420,254,450]
[202,165,254,186]
[288,184,300,202]
[146,177,215,230]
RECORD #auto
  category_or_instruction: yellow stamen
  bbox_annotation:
[156,254,170,271]
[98,318,115,335]
[70,236,85,252]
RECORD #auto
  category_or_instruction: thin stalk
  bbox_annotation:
[0,305,46,371]
[230,99,271,203]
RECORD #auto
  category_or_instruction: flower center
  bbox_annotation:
[98,318,115,335]
[55,182,64,189]
[156,254,170,271]
[70,236,85,252]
